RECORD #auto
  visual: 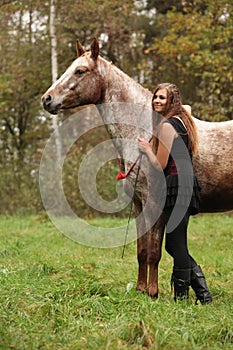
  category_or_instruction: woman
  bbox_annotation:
[138,83,212,304]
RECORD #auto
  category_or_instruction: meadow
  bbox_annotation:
[0,213,232,349]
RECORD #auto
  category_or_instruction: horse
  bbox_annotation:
[41,38,233,298]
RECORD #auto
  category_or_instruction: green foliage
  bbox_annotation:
[0,214,232,349]
[147,0,233,121]
[0,0,51,214]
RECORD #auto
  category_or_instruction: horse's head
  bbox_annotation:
[41,38,105,114]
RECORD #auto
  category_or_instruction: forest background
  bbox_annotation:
[0,0,232,217]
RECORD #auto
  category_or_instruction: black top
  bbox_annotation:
[163,117,200,215]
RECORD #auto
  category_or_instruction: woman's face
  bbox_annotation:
[152,88,168,115]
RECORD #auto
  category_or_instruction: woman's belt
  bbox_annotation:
[168,159,178,175]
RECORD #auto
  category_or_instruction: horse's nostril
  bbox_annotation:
[42,94,53,108]
[44,94,52,105]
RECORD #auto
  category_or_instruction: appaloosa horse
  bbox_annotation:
[42,38,233,298]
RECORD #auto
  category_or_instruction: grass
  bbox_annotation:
[0,213,232,349]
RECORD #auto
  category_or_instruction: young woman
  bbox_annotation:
[138,83,212,304]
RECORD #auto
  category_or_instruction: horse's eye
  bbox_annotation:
[75,69,85,76]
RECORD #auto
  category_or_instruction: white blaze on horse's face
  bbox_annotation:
[42,38,103,114]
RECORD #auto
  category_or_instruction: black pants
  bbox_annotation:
[164,207,197,269]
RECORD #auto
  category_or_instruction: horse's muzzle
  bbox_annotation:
[41,94,61,114]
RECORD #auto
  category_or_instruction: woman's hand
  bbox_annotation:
[137,137,152,155]
[138,136,160,170]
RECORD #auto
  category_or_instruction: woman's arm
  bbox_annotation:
[138,122,176,170]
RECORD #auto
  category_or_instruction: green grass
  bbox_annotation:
[0,213,232,349]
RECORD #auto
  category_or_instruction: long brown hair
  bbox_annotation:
[152,83,198,155]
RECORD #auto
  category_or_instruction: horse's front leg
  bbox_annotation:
[147,215,165,298]
[134,199,148,293]
[136,234,148,293]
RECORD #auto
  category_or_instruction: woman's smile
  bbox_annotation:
[152,88,167,115]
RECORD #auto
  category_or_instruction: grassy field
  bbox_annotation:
[0,213,232,350]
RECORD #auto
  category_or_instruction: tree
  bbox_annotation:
[54,0,140,78]
[145,0,233,121]
[0,0,51,213]
[49,0,62,162]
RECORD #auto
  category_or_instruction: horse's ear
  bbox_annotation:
[76,39,86,57]
[90,37,99,61]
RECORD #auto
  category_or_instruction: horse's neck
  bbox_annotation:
[99,59,152,106]
[97,59,153,161]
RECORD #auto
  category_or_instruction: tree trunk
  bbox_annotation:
[50,0,62,162]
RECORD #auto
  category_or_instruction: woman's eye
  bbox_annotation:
[155,95,166,100]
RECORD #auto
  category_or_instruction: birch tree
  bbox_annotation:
[50,0,62,162]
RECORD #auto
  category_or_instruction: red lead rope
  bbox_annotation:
[116,137,153,181]
[116,156,140,180]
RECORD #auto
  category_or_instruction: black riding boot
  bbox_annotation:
[171,267,191,301]
[191,265,212,305]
